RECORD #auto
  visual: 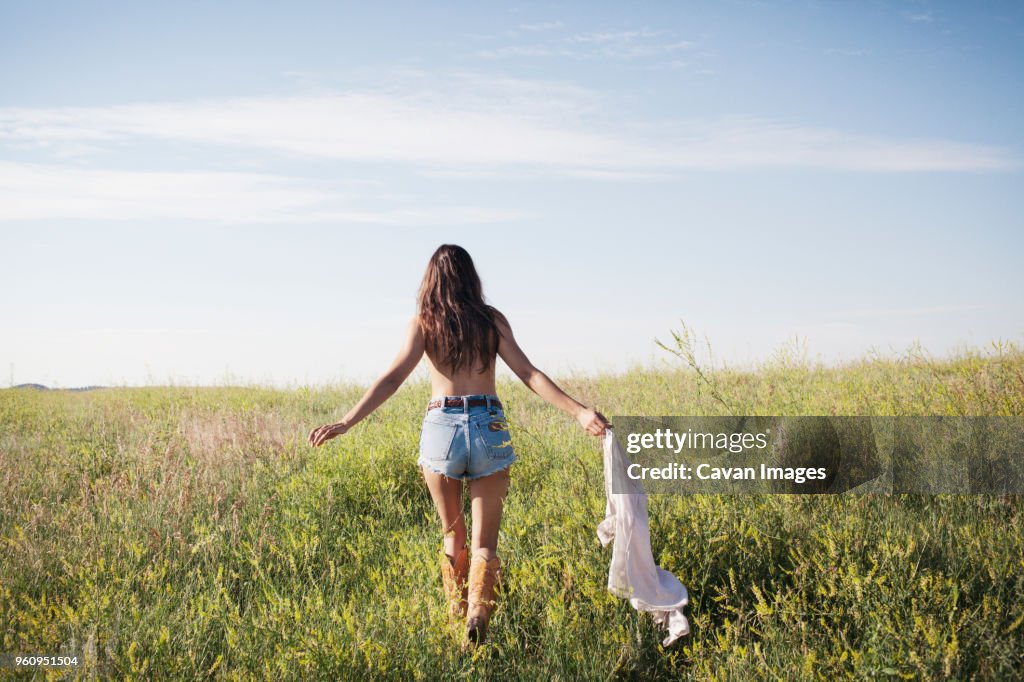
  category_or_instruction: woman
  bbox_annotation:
[308,244,609,646]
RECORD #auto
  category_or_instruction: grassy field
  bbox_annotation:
[2,337,1023,680]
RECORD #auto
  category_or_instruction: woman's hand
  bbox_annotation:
[308,421,350,447]
[576,408,611,437]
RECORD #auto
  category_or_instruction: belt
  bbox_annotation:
[427,396,502,411]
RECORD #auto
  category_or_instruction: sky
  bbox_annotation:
[1,0,1022,387]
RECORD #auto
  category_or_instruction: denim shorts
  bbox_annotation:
[418,394,517,480]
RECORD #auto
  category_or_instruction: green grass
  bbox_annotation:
[2,338,1023,680]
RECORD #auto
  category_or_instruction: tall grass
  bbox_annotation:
[1,339,1022,679]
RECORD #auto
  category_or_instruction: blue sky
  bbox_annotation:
[1,0,1022,387]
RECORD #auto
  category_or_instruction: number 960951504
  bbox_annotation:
[1,653,81,669]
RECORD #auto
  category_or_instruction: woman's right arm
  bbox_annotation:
[495,313,610,436]
[308,316,425,447]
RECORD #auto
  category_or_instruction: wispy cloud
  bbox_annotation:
[825,47,872,57]
[0,78,1014,177]
[0,161,526,224]
[479,27,695,61]
[518,21,563,32]
[905,11,936,23]
[566,29,694,57]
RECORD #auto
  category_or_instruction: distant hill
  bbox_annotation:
[10,383,107,392]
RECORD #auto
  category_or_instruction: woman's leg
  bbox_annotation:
[421,467,467,560]
[468,466,511,560]
[463,466,511,645]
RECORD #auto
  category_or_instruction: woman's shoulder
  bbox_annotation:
[406,315,427,342]
[488,305,509,326]
[489,307,513,337]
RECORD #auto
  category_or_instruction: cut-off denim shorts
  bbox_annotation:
[418,394,516,480]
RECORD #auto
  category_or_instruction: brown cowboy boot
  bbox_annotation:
[465,552,502,646]
[440,545,469,620]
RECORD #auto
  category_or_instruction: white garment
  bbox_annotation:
[597,430,690,647]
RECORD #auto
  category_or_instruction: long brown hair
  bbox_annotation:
[417,244,500,373]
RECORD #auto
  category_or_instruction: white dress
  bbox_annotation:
[597,430,690,647]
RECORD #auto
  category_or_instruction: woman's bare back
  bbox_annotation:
[424,349,497,398]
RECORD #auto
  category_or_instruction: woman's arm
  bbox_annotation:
[494,312,610,437]
[308,316,425,447]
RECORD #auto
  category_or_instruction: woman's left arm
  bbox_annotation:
[308,316,424,447]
